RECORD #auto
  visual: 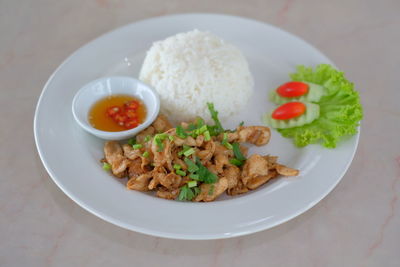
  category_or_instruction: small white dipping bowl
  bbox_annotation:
[72,76,160,140]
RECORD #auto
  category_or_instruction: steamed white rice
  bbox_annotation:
[139,29,253,123]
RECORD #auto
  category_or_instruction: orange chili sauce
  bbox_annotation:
[88,94,146,132]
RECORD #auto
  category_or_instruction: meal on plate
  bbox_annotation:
[263,64,363,148]
[102,103,299,201]
[94,30,363,202]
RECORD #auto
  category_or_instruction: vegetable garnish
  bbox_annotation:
[272,102,306,120]
[154,133,168,152]
[183,148,196,157]
[127,137,136,145]
[177,184,200,201]
[266,64,363,148]
[142,151,149,158]
[184,157,199,173]
[221,133,233,150]
[144,135,151,142]
[232,143,246,161]
[187,181,197,188]
[173,164,182,170]
[207,102,224,136]
[229,158,244,166]
[102,162,111,171]
[277,81,309,97]
[178,145,191,156]
[176,170,186,176]
[176,125,188,139]
[132,144,143,149]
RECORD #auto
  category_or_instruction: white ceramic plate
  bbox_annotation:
[34,14,359,240]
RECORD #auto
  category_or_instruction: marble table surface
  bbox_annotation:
[1,0,399,266]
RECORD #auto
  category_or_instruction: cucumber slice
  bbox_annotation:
[263,102,320,129]
[269,82,325,104]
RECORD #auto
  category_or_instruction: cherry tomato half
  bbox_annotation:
[272,102,306,120]
[106,106,121,117]
[277,81,309,98]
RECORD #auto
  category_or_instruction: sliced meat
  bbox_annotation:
[222,165,240,189]
[276,164,299,176]
[227,180,249,196]
[136,126,155,144]
[126,173,152,191]
[246,170,278,190]
[237,126,271,146]
[122,144,142,160]
[194,177,228,202]
[156,188,180,200]
[104,141,129,178]
[152,114,173,133]
[241,154,270,186]
[127,158,147,179]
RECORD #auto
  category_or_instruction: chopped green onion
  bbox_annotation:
[173,164,182,170]
[132,144,143,149]
[142,151,149,158]
[183,148,195,157]
[232,142,246,161]
[178,145,191,156]
[208,184,215,196]
[176,125,188,139]
[176,170,186,176]
[229,158,244,166]
[188,181,197,188]
[154,133,168,152]
[223,142,233,150]
[198,125,208,134]
[221,132,233,149]
[168,135,175,141]
[189,173,199,180]
[102,162,111,171]
[207,102,224,135]
[239,121,244,127]
[184,157,199,173]
[144,135,151,142]
[204,130,211,141]
[127,137,136,145]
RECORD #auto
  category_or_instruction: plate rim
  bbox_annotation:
[34,13,361,240]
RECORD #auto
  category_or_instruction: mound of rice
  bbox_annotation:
[139,30,253,123]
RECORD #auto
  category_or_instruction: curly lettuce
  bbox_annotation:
[277,64,363,148]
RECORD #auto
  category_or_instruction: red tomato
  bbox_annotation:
[106,106,120,117]
[124,119,139,129]
[125,109,138,119]
[272,102,306,120]
[277,81,309,98]
[125,100,139,110]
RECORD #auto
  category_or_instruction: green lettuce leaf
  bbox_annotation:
[277,64,363,148]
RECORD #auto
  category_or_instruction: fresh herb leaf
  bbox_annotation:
[173,164,182,170]
[239,121,244,127]
[176,170,186,176]
[144,135,151,142]
[102,162,111,171]
[176,125,188,139]
[127,137,136,145]
[189,173,199,180]
[203,130,211,141]
[195,157,217,184]
[187,181,197,188]
[183,148,195,157]
[229,158,244,166]
[177,185,199,201]
[232,143,246,161]
[132,144,143,149]
[207,102,224,135]
[184,158,199,173]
